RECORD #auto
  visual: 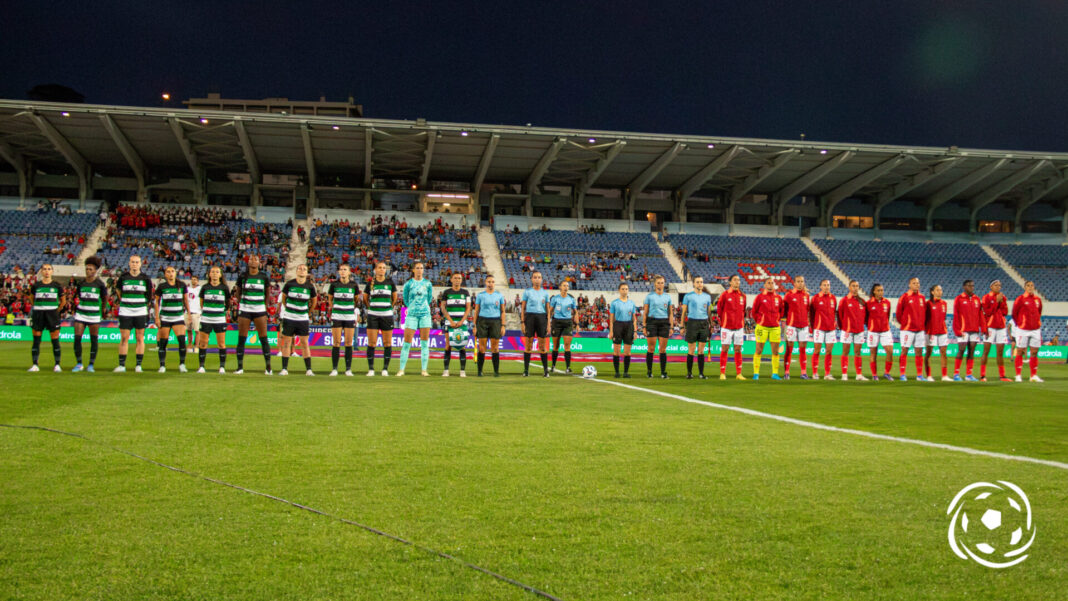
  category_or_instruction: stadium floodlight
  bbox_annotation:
[588,138,596,143]
[161,93,171,101]
[460,131,469,136]
[200,118,209,124]
[61,112,70,117]
[332,125,340,130]
[820,149,828,154]
[707,143,715,149]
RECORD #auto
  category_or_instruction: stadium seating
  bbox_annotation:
[0,209,97,272]
[496,230,676,291]
[307,219,486,286]
[99,218,291,282]
[668,234,847,295]
[991,244,1068,301]
[814,239,1022,299]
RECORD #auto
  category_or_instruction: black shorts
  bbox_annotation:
[119,315,148,330]
[238,311,267,320]
[332,319,356,329]
[524,313,548,338]
[550,319,574,338]
[281,319,310,337]
[685,319,710,343]
[159,318,185,329]
[366,314,394,331]
[645,318,671,339]
[200,322,227,334]
[612,322,635,345]
[31,310,60,332]
[476,317,502,340]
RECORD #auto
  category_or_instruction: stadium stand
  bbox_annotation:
[0,208,97,272]
[813,239,1023,298]
[306,216,486,287]
[495,229,676,291]
[991,244,1068,301]
[668,234,848,295]
[97,206,291,281]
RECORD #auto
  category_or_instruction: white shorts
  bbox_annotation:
[927,334,948,347]
[721,328,745,347]
[867,331,893,348]
[841,332,866,345]
[984,327,1009,345]
[900,331,926,349]
[1014,328,1041,349]
[186,313,201,332]
[812,329,837,345]
[957,332,983,344]
[785,326,811,342]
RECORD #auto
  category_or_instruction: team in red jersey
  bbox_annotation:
[952,280,986,380]
[924,285,951,381]
[1011,281,1044,382]
[750,278,784,379]
[716,275,747,380]
[896,277,928,380]
[979,280,1012,381]
[864,284,892,380]
[837,280,867,381]
[809,279,838,380]
[782,276,811,380]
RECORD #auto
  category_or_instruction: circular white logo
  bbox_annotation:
[947,481,1035,568]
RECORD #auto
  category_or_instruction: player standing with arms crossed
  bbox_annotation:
[549,281,579,374]
[680,276,713,379]
[924,285,951,381]
[26,264,64,372]
[397,262,434,377]
[472,275,506,377]
[153,266,189,373]
[896,277,928,381]
[439,272,472,377]
[716,274,747,380]
[609,282,637,378]
[519,271,551,377]
[233,255,274,375]
[979,280,1011,382]
[837,280,867,381]
[864,283,891,381]
[952,279,985,382]
[751,278,784,380]
[809,279,838,381]
[363,262,398,376]
[196,266,230,374]
[643,275,674,379]
[71,256,107,373]
[1011,281,1043,382]
[782,276,811,380]
[114,255,154,373]
[327,264,360,376]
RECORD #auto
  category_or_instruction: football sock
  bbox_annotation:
[366,346,376,370]
[31,334,41,365]
[752,352,762,376]
[1015,353,1023,376]
[382,347,392,369]
[444,348,452,370]
[459,349,467,370]
[915,354,923,376]
[798,345,807,374]
[523,352,530,373]
[720,347,728,374]
[218,348,226,369]
[135,353,143,367]
[854,355,862,374]
[477,352,485,373]
[697,354,705,376]
[1029,354,1038,377]
[492,352,500,373]
[304,356,312,371]
[646,352,654,375]
[178,338,187,364]
[659,353,667,375]
[118,353,127,367]
[735,349,743,375]
[345,345,353,370]
[157,338,167,366]
[73,336,82,363]
[420,339,430,371]
[784,342,792,374]
[770,352,779,376]
[261,339,272,370]
[540,352,548,372]
[398,341,411,370]
[551,350,559,368]
[237,338,246,369]
[331,346,340,370]
[613,355,620,375]
[564,351,571,369]
[624,355,631,374]
[686,354,694,375]
[199,349,207,369]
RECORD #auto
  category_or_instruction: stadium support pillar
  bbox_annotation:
[0,141,29,204]
[673,190,688,223]
[574,189,583,221]
[1013,169,1068,234]
[1062,202,1068,239]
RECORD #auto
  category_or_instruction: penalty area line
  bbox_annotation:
[583,376,1068,472]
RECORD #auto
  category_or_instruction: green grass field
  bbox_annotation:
[2,341,1066,600]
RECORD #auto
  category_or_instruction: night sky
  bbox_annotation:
[6,1,1068,151]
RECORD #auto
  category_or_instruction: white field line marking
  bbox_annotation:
[583,374,1068,472]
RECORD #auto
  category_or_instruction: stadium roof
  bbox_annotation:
[1,99,1067,225]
